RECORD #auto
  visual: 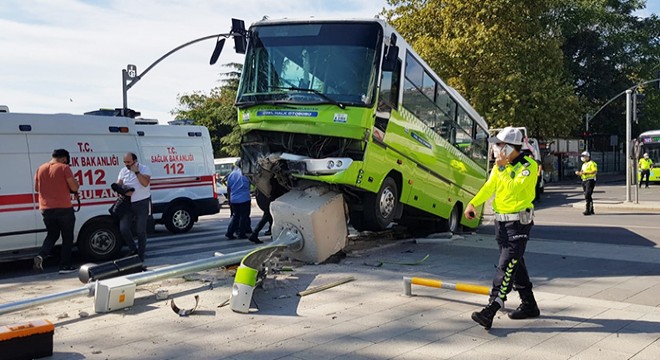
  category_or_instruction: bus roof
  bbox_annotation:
[639,130,660,138]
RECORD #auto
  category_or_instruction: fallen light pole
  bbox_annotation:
[0,249,251,316]
[403,276,490,297]
[0,186,351,315]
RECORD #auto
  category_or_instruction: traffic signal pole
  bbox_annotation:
[626,89,632,203]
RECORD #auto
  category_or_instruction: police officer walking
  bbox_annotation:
[465,127,540,330]
[576,151,597,215]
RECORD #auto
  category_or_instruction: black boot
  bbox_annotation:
[508,291,540,319]
[589,202,595,215]
[583,202,592,216]
[471,301,501,330]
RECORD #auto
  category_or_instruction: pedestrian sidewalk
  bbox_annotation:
[1,232,659,360]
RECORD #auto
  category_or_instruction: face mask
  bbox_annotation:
[580,157,587,162]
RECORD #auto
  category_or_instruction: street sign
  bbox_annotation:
[610,135,618,147]
[126,64,137,79]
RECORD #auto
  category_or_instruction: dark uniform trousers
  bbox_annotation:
[491,219,534,303]
[582,179,595,203]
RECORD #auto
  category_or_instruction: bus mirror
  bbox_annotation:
[382,45,399,72]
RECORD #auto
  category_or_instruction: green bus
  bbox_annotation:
[638,130,660,183]
[235,18,490,234]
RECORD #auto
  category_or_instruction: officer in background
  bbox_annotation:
[465,127,540,330]
[639,153,653,188]
[576,151,597,215]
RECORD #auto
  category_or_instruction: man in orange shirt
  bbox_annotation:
[34,149,80,274]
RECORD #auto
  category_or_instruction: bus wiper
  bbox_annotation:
[270,86,346,109]
[235,100,296,109]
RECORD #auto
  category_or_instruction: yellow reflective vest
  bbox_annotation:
[469,154,538,214]
[639,158,653,170]
[580,160,597,181]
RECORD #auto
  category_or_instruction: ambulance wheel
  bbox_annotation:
[78,219,122,261]
[363,177,398,231]
[164,204,195,233]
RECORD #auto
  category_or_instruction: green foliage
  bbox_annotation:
[171,63,242,157]
[383,0,660,142]
[383,0,582,138]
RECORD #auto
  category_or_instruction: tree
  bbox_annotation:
[555,0,660,139]
[383,0,582,139]
[171,63,242,157]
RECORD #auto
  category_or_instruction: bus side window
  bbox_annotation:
[377,59,401,131]
[378,59,401,112]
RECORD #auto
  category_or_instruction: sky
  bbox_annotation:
[1,0,658,124]
[0,0,388,123]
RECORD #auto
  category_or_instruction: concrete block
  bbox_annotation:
[271,188,347,263]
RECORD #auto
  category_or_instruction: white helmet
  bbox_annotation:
[581,151,590,158]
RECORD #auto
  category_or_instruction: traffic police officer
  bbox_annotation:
[465,127,540,330]
[638,153,653,188]
[576,151,597,215]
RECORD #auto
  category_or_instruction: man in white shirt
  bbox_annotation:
[117,152,152,261]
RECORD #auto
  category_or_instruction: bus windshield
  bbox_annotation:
[639,130,660,165]
[236,22,382,108]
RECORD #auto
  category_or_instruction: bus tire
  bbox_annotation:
[448,204,462,234]
[164,203,195,233]
[363,177,398,231]
[78,218,123,262]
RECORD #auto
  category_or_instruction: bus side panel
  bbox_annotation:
[0,133,39,251]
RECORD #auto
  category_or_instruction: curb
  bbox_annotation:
[570,201,660,212]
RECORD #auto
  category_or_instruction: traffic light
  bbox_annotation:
[580,131,592,140]
[635,93,646,120]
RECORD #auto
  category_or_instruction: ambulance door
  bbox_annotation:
[0,134,40,251]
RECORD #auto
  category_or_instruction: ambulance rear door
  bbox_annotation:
[137,124,218,233]
[24,113,139,260]
[0,119,40,254]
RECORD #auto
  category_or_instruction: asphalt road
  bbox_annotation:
[475,180,660,248]
[2,180,658,279]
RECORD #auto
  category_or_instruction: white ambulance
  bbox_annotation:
[0,111,220,261]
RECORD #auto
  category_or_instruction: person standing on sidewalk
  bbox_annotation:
[117,152,152,262]
[576,151,597,215]
[464,127,540,330]
[639,153,653,188]
[225,160,253,241]
[34,149,80,274]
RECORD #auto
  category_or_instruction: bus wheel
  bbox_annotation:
[78,219,123,261]
[164,203,195,233]
[448,204,462,234]
[363,177,398,231]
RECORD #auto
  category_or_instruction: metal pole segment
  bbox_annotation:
[126,249,251,286]
[0,249,251,315]
[0,284,94,315]
[626,89,633,202]
[403,276,412,296]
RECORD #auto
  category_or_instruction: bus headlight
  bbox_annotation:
[327,160,335,169]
